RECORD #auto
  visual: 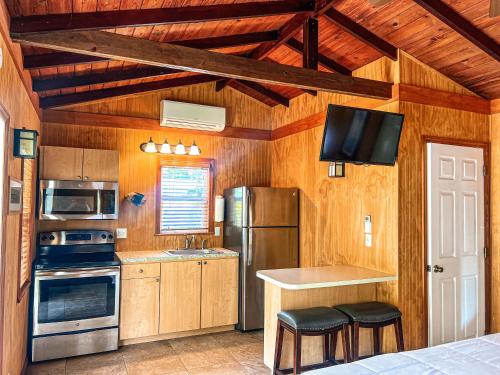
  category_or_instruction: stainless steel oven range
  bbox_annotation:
[31,230,120,362]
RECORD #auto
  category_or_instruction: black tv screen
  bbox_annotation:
[319,104,404,166]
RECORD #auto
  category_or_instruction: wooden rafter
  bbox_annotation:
[368,0,392,7]
[228,80,290,107]
[11,30,392,100]
[324,8,398,60]
[24,31,280,70]
[215,0,336,93]
[412,0,500,60]
[11,1,314,33]
[32,67,180,92]
[303,17,319,70]
[491,0,500,17]
[39,74,219,109]
[284,38,352,75]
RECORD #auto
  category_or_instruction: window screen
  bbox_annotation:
[158,161,213,234]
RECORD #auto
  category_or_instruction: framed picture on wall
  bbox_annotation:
[8,177,23,214]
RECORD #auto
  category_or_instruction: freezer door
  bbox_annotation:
[239,227,298,331]
[248,187,298,227]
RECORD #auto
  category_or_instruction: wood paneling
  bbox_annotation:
[39,122,271,251]
[0,22,40,375]
[200,258,238,328]
[159,261,202,334]
[490,112,500,333]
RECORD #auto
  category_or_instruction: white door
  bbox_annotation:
[427,143,485,347]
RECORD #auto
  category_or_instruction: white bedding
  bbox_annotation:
[309,333,500,374]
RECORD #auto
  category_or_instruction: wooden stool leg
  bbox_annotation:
[373,326,381,356]
[351,322,360,361]
[293,331,302,375]
[330,331,338,362]
[273,320,285,374]
[341,325,351,363]
[323,333,330,362]
[394,318,405,352]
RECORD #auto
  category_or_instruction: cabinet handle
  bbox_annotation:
[197,261,201,265]
[84,176,89,180]
[203,261,207,265]
[156,278,160,282]
[77,175,82,179]
[138,269,143,273]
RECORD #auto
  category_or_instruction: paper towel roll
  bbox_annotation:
[215,195,225,222]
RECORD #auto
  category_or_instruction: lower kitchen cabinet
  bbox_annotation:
[119,257,238,341]
[201,258,239,328]
[159,260,202,334]
[120,277,160,340]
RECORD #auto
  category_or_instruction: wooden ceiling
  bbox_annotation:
[5,0,500,109]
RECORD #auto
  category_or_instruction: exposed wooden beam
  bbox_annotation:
[12,30,392,99]
[24,52,107,69]
[229,80,290,107]
[323,8,398,60]
[285,38,352,75]
[491,0,500,17]
[23,31,279,70]
[39,74,219,109]
[42,110,272,141]
[11,1,314,34]
[212,0,336,93]
[303,17,319,70]
[368,0,392,7]
[412,0,500,60]
[32,66,180,92]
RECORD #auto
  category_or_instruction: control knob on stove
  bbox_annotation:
[101,234,107,240]
[49,235,55,241]
[41,235,47,241]
[108,234,113,240]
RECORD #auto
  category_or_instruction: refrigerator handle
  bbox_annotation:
[247,230,253,267]
[247,188,252,227]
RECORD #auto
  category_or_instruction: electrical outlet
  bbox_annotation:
[214,226,221,237]
[364,215,372,233]
[116,228,127,239]
[0,47,3,69]
[365,233,372,248]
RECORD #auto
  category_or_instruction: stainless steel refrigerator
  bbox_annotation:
[223,187,299,331]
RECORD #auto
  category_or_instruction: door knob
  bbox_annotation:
[433,265,444,273]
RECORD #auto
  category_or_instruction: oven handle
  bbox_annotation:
[35,267,120,279]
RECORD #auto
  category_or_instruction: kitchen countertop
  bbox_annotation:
[117,248,238,264]
[256,265,397,290]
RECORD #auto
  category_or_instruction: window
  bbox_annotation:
[156,159,215,235]
[18,158,35,301]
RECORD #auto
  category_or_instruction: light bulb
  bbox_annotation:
[160,139,172,154]
[144,137,157,153]
[188,141,201,156]
[174,140,186,155]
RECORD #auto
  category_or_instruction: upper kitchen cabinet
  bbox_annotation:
[82,149,119,182]
[40,146,83,181]
[40,146,119,181]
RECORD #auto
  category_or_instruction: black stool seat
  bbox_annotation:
[335,302,401,323]
[278,307,349,331]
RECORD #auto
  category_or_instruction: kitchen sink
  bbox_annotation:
[166,249,222,256]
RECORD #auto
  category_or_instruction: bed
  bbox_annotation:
[309,334,500,374]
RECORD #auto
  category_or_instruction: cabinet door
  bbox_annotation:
[159,261,201,334]
[82,149,119,181]
[201,258,238,328]
[40,146,83,180]
[120,277,160,340]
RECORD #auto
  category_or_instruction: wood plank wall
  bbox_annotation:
[40,123,271,251]
[0,25,40,375]
[62,81,273,130]
[491,112,500,333]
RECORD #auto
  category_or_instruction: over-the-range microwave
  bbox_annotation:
[39,180,119,220]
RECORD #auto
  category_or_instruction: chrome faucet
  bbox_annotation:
[184,235,195,249]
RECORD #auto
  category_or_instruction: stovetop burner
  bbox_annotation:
[36,230,120,271]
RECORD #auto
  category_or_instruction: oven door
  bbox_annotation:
[33,267,120,336]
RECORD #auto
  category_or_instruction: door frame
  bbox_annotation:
[422,136,491,346]
[0,105,10,373]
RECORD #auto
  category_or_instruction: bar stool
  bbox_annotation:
[273,306,351,375]
[334,302,404,361]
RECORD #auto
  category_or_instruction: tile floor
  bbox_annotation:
[27,330,269,375]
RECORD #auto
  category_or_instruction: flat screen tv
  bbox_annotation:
[319,104,404,166]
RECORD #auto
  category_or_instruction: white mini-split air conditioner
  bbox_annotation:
[160,100,226,132]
